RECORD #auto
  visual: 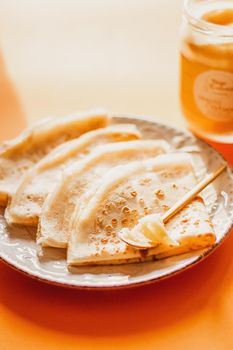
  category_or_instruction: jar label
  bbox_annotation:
[194,70,233,122]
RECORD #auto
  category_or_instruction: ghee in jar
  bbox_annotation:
[180,0,233,143]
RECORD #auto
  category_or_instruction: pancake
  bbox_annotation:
[67,153,215,266]
[38,140,170,248]
[6,124,140,225]
[0,109,109,206]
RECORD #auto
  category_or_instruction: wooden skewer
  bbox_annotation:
[119,164,227,249]
[162,164,226,223]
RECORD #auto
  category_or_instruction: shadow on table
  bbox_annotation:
[1,228,233,338]
[0,50,26,140]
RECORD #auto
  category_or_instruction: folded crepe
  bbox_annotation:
[67,153,215,266]
[0,109,109,206]
[38,140,170,248]
[6,124,141,225]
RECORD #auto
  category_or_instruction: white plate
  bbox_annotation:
[0,115,233,289]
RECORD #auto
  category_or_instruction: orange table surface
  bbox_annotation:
[1,1,233,349]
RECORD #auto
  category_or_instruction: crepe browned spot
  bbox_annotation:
[6,124,140,225]
[67,153,215,266]
[0,109,109,206]
[38,140,170,248]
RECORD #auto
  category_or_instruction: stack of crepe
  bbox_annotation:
[0,109,216,268]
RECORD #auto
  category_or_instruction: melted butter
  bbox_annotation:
[120,214,178,248]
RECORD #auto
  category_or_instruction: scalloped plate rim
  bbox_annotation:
[0,114,232,290]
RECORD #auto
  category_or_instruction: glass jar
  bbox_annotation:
[180,0,233,144]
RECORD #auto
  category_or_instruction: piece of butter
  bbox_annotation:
[120,214,178,247]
